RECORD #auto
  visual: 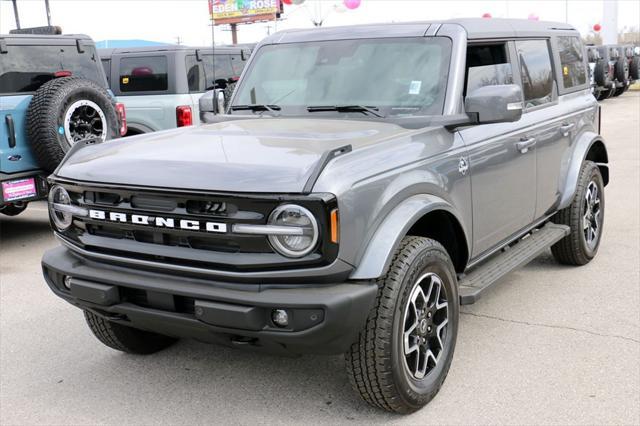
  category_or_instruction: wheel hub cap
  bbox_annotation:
[63,100,107,146]
[402,272,449,380]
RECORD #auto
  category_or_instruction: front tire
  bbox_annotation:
[345,237,459,413]
[552,161,605,265]
[84,311,177,354]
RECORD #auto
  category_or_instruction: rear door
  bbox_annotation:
[0,40,105,174]
[532,35,593,218]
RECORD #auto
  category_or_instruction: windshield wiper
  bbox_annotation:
[230,104,281,113]
[307,105,384,118]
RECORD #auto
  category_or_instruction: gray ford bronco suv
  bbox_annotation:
[42,19,608,413]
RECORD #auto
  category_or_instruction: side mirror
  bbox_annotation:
[241,49,251,61]
[199,89,226,120]
[465,84,523,124]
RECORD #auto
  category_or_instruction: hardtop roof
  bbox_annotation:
[262,18,578,44]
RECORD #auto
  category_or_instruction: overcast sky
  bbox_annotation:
[1,0,639,46]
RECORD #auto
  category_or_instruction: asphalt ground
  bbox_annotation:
[1,92,639,425]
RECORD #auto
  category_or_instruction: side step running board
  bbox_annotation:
[458,223,570,305]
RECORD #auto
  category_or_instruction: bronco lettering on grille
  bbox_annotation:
[88,209,227,233]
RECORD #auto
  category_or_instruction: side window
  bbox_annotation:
[465,44,513,95]
[119,56,168,92]
[185,54,203,92]
[230,54,246,76]
[101,59,111,85]
[516,40,554,107]
[556,36,587,90]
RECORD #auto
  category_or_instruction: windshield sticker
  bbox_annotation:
[409,80,422,95]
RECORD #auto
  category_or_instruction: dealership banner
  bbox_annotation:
[209,0,280,25]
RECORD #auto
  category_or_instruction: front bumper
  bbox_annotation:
[42,246,377,355]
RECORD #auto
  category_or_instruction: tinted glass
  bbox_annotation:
[0,45,103,94]
[201,54,233,89]
[119,56,168,92]
[557,36,587,89]
[101,59,111,85]
[185,54,202,92]
[233,38,451,116]
[466,44,513,95]
[516,40,554,107]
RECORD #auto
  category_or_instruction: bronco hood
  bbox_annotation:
[55,118,414,193]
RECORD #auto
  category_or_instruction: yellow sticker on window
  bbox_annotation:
[563,66,569,76]
[122,77,130,84]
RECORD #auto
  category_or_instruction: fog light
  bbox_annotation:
[63,276,72,290]
[271,309,289,328]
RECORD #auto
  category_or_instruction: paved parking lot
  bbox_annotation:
[1,92,639,425]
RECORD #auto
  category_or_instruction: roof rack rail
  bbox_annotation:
[9,25,62,35]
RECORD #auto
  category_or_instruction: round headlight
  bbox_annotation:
[48,185,73,231]
[268,204,319,258]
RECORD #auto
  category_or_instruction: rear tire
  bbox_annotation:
[84,310,177,354]
[345,237,459,413]
[551,161,604,265]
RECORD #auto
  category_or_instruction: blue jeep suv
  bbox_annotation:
[0,33,124,216]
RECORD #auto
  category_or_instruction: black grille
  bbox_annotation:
[55,181,338,273]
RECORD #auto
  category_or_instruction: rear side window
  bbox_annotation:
[119,56,168,92]
[0,45,103,94]
[516,40,554,107]
[101,59,111,85]
[465,44,513,95]
[185,54,236,92]
[556,36,587,90]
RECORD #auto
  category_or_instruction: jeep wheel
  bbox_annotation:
[84,310,177,354]
[552,161,605,265]
[345,237,459,413]
[0,202,27,216]
[26,77,120,172]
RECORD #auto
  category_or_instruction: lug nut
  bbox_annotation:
[271,309,289,328]
[427,312,432,318]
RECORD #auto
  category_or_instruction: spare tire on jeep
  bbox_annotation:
[26,77,119,172]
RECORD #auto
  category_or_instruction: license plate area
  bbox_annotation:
[2,177,38,202]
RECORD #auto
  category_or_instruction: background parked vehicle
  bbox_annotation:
[0,31,124,217]
[99,45,252,136]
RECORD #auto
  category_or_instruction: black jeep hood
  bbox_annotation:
[55,118,413,193]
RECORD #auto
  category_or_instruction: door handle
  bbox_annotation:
[5,114,16,148]
[560,122,575,136]
[516,137,536,154]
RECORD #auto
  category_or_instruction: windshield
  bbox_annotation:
[232,37,451,117]
[0,45,103,94]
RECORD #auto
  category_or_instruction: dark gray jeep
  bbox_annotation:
[42,18,608,413]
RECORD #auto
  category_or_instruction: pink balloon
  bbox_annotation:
[528,13,539,21]
[343,0,361,10]
[482,13,492,18]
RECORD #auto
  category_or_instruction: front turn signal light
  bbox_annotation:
[330,209,339,244]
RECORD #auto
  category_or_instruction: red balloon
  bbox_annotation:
[282,0,293,4]
[343,0,361,10]
[482,13,492,18]
[593,23,602,32]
